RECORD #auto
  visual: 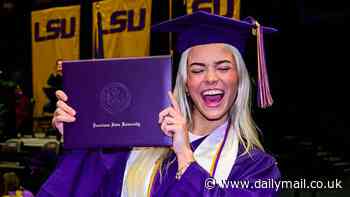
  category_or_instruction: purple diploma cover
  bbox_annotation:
[62,56,172,148]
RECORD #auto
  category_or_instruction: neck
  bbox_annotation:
[191,109,229,136]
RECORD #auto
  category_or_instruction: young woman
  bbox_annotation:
[37,11,280,197]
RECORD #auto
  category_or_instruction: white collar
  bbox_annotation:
[193,120,238,185]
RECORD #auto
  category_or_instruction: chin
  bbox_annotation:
[199,108,230,121]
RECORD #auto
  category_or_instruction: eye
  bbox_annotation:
[216,60,233,72]
[217,65,232,72]
[189,65,206,74]
[190,68,204,74]
[218,66,230,70]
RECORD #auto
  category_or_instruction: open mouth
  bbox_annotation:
[201,89,225,107]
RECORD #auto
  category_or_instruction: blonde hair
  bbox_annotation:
[124,147,170,197]
[174,44,264,153]
[124,44,263,196]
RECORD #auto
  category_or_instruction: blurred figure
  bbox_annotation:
[21,141,59,195]
[15,85,32,136]
[47,59,62,89]
[43,59,63,114]
[1,172,34,197]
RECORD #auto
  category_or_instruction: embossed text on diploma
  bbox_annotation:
[93,121,141,128]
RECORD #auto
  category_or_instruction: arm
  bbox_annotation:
[173,152,280,197]
[158,92,280,196]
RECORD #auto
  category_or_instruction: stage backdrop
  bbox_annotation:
[31,5,80,117]
[92,0,152,58]
[186,0,240,19]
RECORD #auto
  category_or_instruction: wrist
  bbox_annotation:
[175,148,195,180]
[176,148,195,169]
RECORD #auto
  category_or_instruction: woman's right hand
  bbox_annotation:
[52,90,77,135]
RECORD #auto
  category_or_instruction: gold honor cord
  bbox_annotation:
[209,141,224,176]
[147,158,162,197]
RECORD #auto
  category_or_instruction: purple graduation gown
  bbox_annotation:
[37,137,280,197]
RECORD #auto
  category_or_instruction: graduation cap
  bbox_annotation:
[152,11,278,108]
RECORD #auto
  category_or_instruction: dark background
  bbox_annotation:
[0,0,349,196]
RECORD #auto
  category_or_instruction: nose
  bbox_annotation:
[205,68,218,84]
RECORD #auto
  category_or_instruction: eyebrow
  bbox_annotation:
[189,60,232,67]
[189,62,206,67]
[214,60,232,66]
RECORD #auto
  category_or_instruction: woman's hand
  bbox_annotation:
[52,90,76,135]
[159,91,194,169]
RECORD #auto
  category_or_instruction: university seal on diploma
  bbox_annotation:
[100,82,132,115]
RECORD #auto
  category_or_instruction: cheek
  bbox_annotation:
[225,74,239,98]
[230,77,239,90]
[186,76,202,94]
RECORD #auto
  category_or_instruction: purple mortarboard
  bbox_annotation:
[152,11,278,108]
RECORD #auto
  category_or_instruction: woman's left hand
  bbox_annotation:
[159,92,194,168]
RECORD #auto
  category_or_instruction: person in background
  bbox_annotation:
[37,11,280,196]
[1,172,34,197]
[43,59,63,114]
[15,85,32,136]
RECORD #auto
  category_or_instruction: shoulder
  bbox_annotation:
[230,145,280,181]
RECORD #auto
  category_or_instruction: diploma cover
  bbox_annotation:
[62,56,172,148]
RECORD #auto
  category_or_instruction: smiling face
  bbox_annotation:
[186,43,239,122]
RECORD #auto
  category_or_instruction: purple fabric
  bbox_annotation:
[36,148,130,197]
[150,136,207,196]
[166,147,281,197]
[62,56,172,149]
[151,138,280,197]
[152,11,277,109]
[37,140,280,197]
[152,11,277,55]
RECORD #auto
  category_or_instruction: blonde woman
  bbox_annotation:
[38,11,280,197]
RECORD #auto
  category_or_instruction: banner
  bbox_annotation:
[92,0,152,58]
[186,0,240,19]
[31,6,80,117]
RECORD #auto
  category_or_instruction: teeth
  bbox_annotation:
[203,89,224,96]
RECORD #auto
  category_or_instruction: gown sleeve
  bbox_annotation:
[36,149,130,197]
[171,149,281,197]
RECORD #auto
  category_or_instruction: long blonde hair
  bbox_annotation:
[124,44,263,196]
[173,44,263,153]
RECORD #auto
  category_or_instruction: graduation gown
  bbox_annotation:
[37,137,280,197]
